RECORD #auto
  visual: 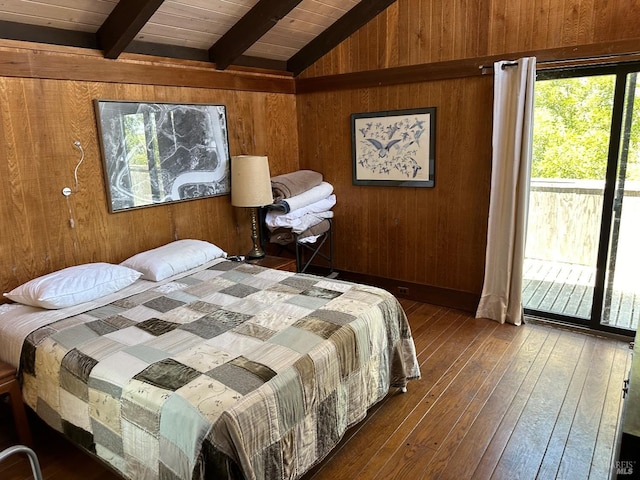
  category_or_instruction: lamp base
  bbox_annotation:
[246,206,265,260]
[246,249,266,260]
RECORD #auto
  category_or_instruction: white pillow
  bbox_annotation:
[4,263,142,309]
[120,239,226,281]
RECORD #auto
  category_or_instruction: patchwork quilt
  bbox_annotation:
[19,260,420,480]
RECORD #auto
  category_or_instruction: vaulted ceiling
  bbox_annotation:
[0,0,396,76]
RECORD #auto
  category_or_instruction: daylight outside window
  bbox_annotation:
[524,67,640,333]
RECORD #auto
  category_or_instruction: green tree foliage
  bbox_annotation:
[533,74,640,180]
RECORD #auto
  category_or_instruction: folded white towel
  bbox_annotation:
[266,194,336,229]
[277,182,334,213]
[286,211,334,233]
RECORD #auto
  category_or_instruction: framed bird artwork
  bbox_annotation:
[351,107,436,187]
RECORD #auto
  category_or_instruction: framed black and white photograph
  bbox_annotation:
[351,107,436,187]
[95,100,231,212]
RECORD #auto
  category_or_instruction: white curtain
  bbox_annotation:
[476,57,536,325]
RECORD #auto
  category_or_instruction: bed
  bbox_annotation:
[0,240,420,480]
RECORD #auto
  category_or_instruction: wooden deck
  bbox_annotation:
[523,258,639,330]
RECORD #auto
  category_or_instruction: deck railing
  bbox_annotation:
[524,179,640,330]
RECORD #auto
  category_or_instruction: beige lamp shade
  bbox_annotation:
[231,155,273,207]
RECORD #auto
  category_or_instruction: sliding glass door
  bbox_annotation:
[523,64,640,335]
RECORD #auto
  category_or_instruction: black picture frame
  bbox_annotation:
[351,107,436,187]
[95,100,231,212]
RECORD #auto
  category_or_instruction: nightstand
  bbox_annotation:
[0,361,32,446]
[247,255,297,272]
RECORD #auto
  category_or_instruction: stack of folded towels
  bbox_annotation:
[266,170,335,245]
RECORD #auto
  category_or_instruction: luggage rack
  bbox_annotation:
[262,211,334,275]
[294,219,333,274]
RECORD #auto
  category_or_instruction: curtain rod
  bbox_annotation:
[478,61,519,73]
[479,52,640,75]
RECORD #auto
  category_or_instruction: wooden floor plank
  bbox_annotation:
[413,323,533,478]
[470,328,562,479]
[563,267,593,318]
[435,325,551,480]
[0,303,632,480]
[369,321,503,480]
[522,260,546,305]
[539,263,573,312]
[612,290,633,329]
[489,329,589,479]
[535,332,599,479]
[555,337,617,479]
[527,262,559,308]
[550,265,582,312]
[606,290,625,328]
[359,319,500,479]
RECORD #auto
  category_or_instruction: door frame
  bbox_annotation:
[525,62,640,336]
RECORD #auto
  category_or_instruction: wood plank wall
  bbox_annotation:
[295,0,640,303]
[0,42,297,296]
[1,0,639,310]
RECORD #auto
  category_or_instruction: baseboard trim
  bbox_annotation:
[335,270,480,313]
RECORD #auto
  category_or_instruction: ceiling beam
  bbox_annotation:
[209,0,303,70]
[287,0,398,76]
[0,19,289,74]
[0,20,98,49]
[97,0,166,59]
[231,55,289,72]
[128,41,289,71]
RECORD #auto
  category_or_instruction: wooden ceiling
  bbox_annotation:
[0,0,396,76]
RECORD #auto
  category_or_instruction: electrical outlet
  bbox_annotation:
[398,286,409,294]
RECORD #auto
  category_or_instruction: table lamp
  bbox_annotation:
[231,155,273,259]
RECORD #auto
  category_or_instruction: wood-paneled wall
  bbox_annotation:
[299,0,640,77]
[298,79,492,295]
[2,0,640,309]
[0,42,298,296]
[296,0,640,300]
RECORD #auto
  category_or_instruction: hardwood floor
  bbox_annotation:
[0,301,632,480]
